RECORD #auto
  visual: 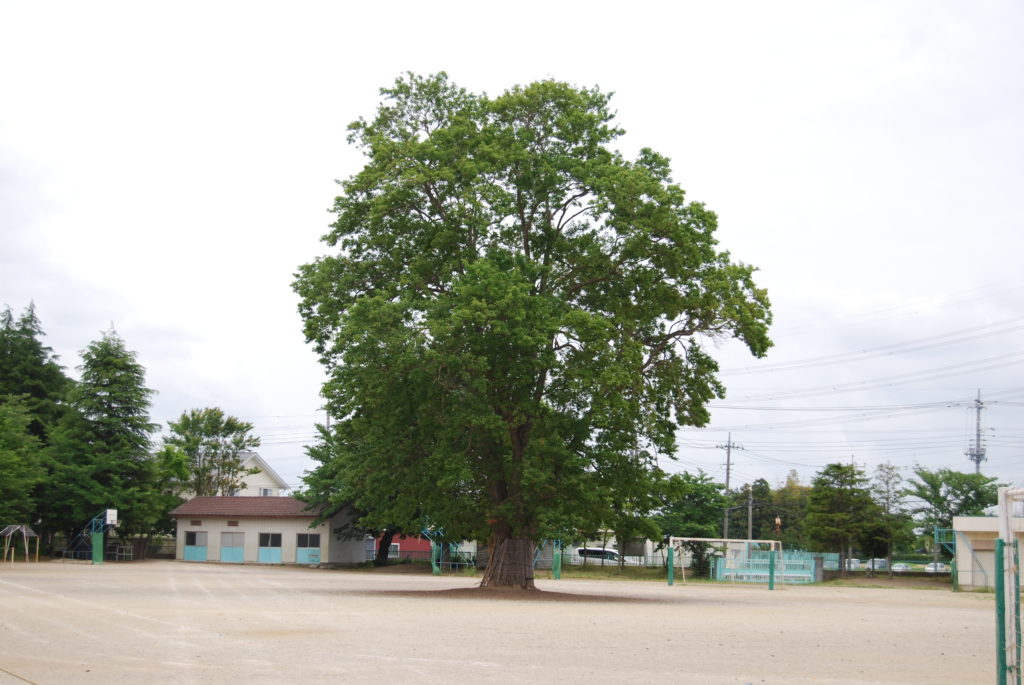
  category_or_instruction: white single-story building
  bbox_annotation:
[168,497,364,565]
[952,515,1024,590]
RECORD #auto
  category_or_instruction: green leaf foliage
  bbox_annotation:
[41,329,160,537]
[805,463,878,556]
[653,470,727,539]
[0,304,73,443]
[294,73,773,570]
[164,407,261,496]
[0,396,46,523]
[904,466,999,530]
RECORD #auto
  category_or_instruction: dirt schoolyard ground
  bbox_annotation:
[0,560,993,684]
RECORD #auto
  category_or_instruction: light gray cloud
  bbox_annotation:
[2,2,1021,489]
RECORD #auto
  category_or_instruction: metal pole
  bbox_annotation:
[722,433,732,538]
[553,541,561,580]
[747,484,753,540]
[1016,540,1022,685]
[667,546,675,586]
[998,539,1007,684]
[768,550,776,591]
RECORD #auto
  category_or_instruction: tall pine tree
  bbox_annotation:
[0,304,73,442]
[43,329,160,538]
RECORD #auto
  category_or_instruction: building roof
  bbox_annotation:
[169,496,320,519]
[240,451,290,490]
[954,515,1024,533]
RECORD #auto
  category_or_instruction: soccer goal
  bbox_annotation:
[997,486,1023,685]
[667,537,785,589]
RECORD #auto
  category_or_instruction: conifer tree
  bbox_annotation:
[43,329,159,537]
[0,304,73,442]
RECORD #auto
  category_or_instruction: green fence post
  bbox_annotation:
[951,558,958,592]
[768,550,776,591]
[667,546,674,586]
[91,531,103,565]
[997,539,1006,684]
[553,542,561,580]
[1015,540,1021,685]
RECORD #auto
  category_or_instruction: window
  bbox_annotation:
[190,520,202,526]
[221,532,244,547]
[227,520,239,527]
[260,488,273,497]
[185,531,207,546]
[297,533,320,548]
[259,533,282,548]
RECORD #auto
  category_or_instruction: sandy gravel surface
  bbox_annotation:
[0,560,993,684]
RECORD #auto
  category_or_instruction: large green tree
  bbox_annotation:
[805,463,877,573]
[904,466,998,531]
[163,407,261,496]
[0,397,47,524]
[771,470,810,550]
[653,470,727,575]
[42,329,160,538]
[0,304,73,442]
[294,73,772,588]
[867,462,914,575]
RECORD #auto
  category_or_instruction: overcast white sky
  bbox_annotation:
[2,2,1022,493]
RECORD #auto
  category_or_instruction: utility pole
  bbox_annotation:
[717,433,743,538]
[747,483,753,541]
[965,389,986,473]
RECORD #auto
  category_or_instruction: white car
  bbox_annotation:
[568,547,643,566]
[891,563,911,572]
[924,562,948,573]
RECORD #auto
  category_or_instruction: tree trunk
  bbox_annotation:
[480,535,536,589]
[375,529,397,566]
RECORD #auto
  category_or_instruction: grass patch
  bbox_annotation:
[539,565,672,582]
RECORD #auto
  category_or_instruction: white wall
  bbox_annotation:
[324,510,365,565]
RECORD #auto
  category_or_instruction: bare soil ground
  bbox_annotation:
[0,560,994,684]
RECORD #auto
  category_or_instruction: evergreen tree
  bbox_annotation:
[0,304,73,442]
[867,462,914,574]
[0,397,46,523]
[42,329,159,538]
[805,463,877,574]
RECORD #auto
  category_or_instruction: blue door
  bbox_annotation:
[296,533,322,564]
[184,531,207,561]
[220,532,244,563]
[258,532,282,564]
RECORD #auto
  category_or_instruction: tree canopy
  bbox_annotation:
[0,397,46,523]
[42,329,160,537]
[904,466,999,531]
[294,73,772,588]
[805,463,877,570]
[163,407,261,496]
[0,304,73,442]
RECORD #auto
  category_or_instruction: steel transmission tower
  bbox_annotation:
[965,389,986,473]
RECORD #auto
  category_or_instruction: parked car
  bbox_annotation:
[572,547,621,565]
[569,547,643,566]
[844,558,861,571]
[924,562,948,573]
[891,563,911,572]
